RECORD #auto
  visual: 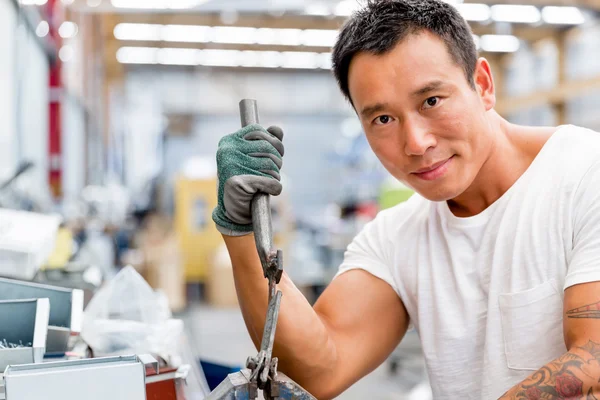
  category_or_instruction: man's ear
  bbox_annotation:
[473,57,496,111]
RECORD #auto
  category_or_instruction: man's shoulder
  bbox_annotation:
[551,124,600,155]
[370,193,432,233]
[534,124,600,181]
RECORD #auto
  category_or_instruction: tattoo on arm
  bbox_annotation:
[499,341,600,399]
[567,301,600,319]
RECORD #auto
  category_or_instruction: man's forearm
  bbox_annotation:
[498,341,600,399]
[223,234,339,397]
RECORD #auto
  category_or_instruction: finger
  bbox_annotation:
[246,155,280,175]
[244,130,284,157]
[259,170,281,180]
[223,175,283,224]
[266,126,284,141]
[248,152,283,170]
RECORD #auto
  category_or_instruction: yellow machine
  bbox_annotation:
[174,176,222,283]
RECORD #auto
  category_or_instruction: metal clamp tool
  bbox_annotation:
[240,99,284,398]
[205,100,315,400]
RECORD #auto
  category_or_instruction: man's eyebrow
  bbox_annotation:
[360,103,388,119]
[411,80,446,97]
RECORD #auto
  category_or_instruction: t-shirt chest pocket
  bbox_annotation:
[498,279,567,370]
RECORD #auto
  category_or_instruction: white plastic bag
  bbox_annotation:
[81,266,184,365]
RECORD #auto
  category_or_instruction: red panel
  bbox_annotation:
[46,0,63,198]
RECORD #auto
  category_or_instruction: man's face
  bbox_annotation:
[348,31,495,202]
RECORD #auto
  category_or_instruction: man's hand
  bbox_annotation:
[212,124,284,236]
[499,281,600,399]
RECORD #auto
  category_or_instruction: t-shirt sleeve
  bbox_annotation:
[566,159,600,290]
[333,211,400,297]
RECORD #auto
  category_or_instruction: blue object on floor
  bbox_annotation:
[200,359,242,391]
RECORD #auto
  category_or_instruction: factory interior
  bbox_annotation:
[1,0,600,399]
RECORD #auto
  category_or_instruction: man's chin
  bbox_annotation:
[412,185,462,203]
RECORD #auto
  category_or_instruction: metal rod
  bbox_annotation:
[239,99,274,277]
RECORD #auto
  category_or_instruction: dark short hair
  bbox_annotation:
[332,0,478,105]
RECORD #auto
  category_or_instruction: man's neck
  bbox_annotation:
[447,118,558,218]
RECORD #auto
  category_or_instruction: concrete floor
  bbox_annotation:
[183,304,432,399]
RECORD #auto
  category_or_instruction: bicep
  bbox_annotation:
[564,281,600,350]
[313,269,409,397]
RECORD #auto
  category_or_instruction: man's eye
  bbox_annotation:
[374,115,393,125]
[423,97,440,109]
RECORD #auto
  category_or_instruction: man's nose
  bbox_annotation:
[403,117,437,156]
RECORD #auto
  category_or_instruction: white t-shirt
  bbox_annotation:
[335,125,600,399]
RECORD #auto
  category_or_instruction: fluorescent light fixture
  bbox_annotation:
[157,48,200,65]
[61,0,74,5]
[59,22,78,39]
[302,29,338,47]
[542,6,585,25]
[305,2,331,16]
[275,28,304,46]
[116,46,333,70]
[455,3,490,22]
[59,45,74,62]
[201,49,242,67]
[114,23,162,41]
[255,28,303,46]
[281,52,320,69]
[36,21,50,38]
[319,53,333,69]
[162,25,211,42]
[113,23,337,48]
[20,0,48,5]
[116,47,158,64]
[87,0,101,7]
[261,51,284,68]
[480,35,520,52]
[111,0,207,9]
[335,0,363,16]
[211,26,257,44]
[491,5,540,23]
[472,34,480,50]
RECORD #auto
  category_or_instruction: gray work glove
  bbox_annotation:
[212,124,284,236]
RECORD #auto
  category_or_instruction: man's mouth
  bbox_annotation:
[411,156,454,181]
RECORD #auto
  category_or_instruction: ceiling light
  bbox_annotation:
[542,6,585,25]
[59,22,78,39]
[59,45,74,62]
[281,52,320,69]
[87,0,101,6]
[302,30,338,47]
[116,47,158,64]
[480,35,520,52]
[20,0,48,5]
[116,46,333,70]
[472,34,480,50]
[200,49,241,67]
[491,5,540,23]
[36,21,49,38]
[259,51,283,68]
[114,23,162,41]
[211,27,257,44]
[157,48,199,65]
[305,2,331,16]
[111,0,207,9]
[319,53,333,69]
[162,25,211,43]
[335,0,363,16]
[60,0,74,5]
[114,23,337,48]
[455,3,491,22]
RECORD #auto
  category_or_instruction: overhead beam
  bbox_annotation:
[496,75,600,114]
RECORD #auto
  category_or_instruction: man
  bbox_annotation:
[212,0,600,398]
